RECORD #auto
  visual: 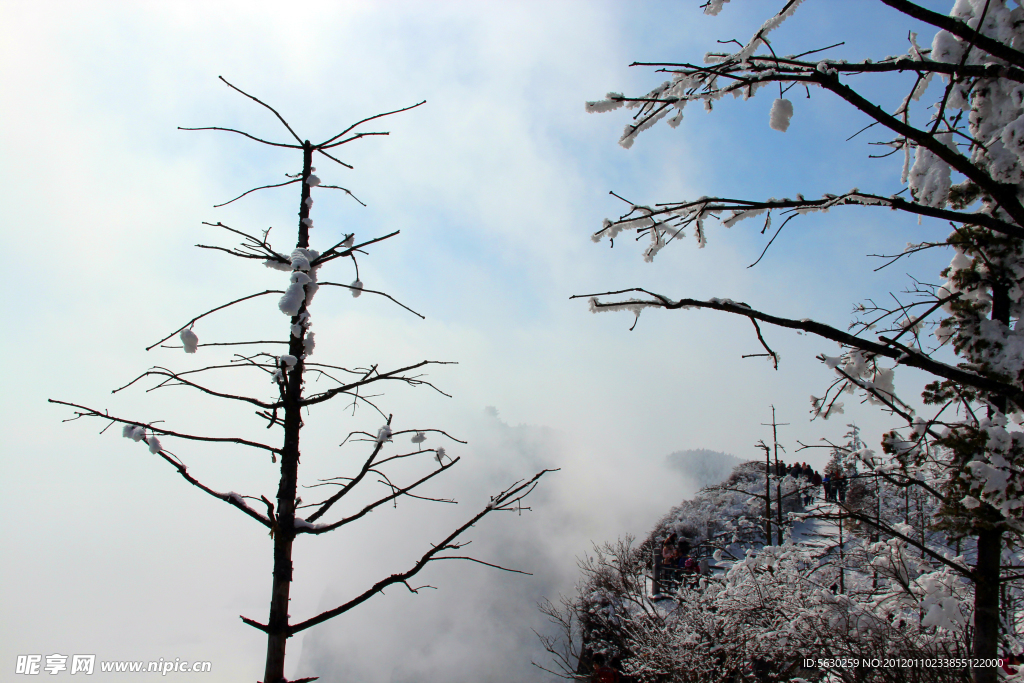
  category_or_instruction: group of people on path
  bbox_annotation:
[822,470,848,503]
[774,459,849,505]
[659,533,709,590]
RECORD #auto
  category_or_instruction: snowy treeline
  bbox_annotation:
[541,456,1019,682]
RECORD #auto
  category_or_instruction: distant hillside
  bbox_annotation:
[665,448,742,489]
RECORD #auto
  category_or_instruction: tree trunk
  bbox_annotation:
[973,282,1010,683]
[973,525,1002,683]
[263,141,314,683]
[764,445,772,545]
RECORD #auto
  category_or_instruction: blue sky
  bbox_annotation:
[1,1,964,680]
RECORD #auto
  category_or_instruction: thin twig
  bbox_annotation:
[218,76,304,145]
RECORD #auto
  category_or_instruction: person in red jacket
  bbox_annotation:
[591,653,619,683]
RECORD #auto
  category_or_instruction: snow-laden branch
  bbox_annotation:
[818,506,971,578]
[48,399,280,454]
[878,0,1024,70]
[593,191,1024,249]
[592,45,1024,229]
[573,289,1024,410]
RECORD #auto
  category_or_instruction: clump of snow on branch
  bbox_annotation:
[290,249,317,272]
[306,174,320,187]
[180,328,199,354]
[769,98,793,132]
[279,281,306,316]
[293,517,324,531]
[702,0,730,16]
[908,134,953,208]
[350,279,363,298]
[376,425,392,444]
[588,296,655,317]
[263,259,291,272]
[585,93,625,114]
[121,423,163,454]
[278,249,321,316]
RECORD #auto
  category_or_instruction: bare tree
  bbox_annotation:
[577,2,1024,681]
[50,77,553,683]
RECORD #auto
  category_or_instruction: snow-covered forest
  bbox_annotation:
[5,0,1024,682]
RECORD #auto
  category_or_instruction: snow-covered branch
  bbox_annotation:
[575,288,1024,410]
[48,400,281,455]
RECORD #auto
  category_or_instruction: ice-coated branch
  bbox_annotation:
[145,290,285,351]
[808,69,1024,229]
[574,289,1024,409]
[636,57,1024,83]
[217,76,304,145]
[286,468,555,635]
[819,505,971,578]
[600,56,1024,228]
[48,399,280,454]
[832,366,915,425]
[595,192,1024,249]
[748,318,778,370]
